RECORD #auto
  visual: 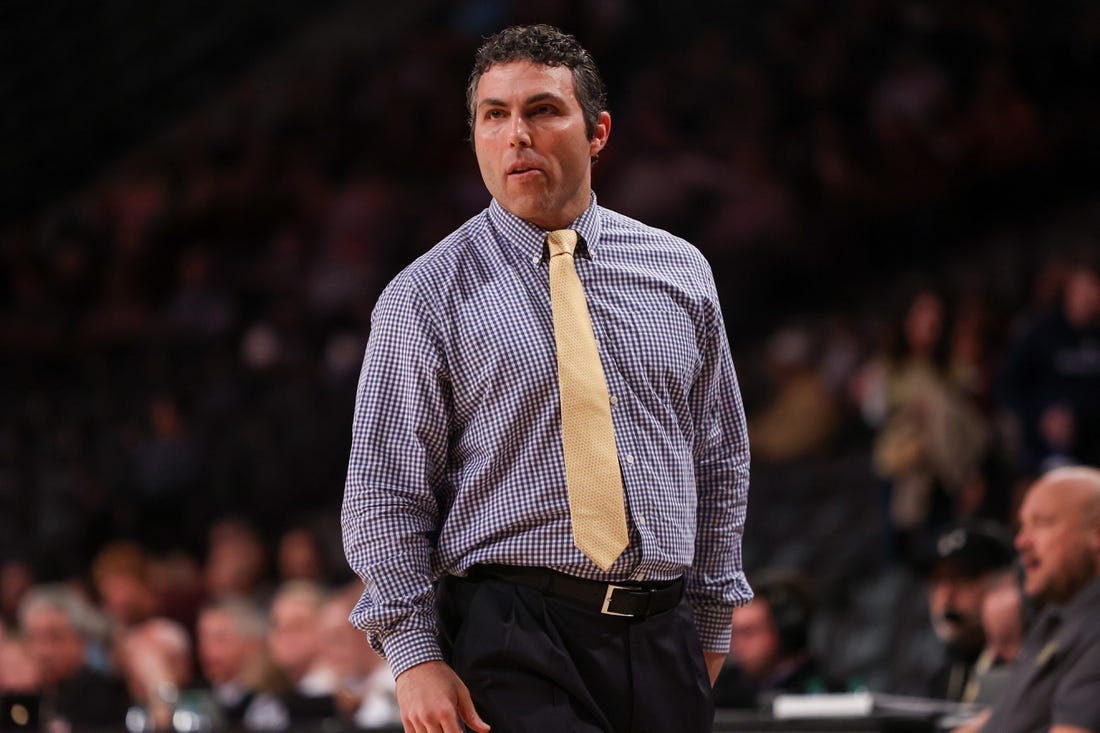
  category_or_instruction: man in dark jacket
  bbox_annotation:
[19,584,131,729]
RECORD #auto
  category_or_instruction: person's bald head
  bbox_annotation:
[1015,467,1100,605]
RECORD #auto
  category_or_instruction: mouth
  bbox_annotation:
[507,161,543,178]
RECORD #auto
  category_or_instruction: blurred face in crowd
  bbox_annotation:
[1016,470,1100,605]
[96,571,156,627]
[120,619,193,701]
[927,564,987,656]
[904,291,944,357]
[197,608,257,686]
[472,61,610,231]
[22,606,85,687]
[980,580,1024,665]
[1063,266,1100,327]
[277,529,325,583]
[729,600,781,682]
[268,593,322,681]
[317,594,383,680]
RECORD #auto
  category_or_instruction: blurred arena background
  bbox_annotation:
[2,0,1099,705]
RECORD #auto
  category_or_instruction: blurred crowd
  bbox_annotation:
[2,0,1100,728]
[0,520,398,730]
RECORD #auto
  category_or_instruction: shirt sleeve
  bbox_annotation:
[685,267,753,653]
[341,275,451,677]
[1052,628,1100,730]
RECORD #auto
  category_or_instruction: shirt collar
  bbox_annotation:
[487,193,603,265]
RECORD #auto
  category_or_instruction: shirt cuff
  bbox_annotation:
[382,630,446,678]
[692,602,736,654]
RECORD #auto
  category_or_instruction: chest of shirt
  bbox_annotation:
[435,243,706,424]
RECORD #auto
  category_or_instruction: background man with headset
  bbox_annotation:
[713,568,845,709]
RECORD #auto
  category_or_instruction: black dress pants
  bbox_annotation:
[436,573,714,733]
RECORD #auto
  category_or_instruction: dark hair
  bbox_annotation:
[752,567,815,656]
[465,24,607,141]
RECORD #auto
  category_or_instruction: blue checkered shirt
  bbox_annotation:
[342,195,752,677]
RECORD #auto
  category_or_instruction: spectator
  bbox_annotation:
[275,526,332,586]
[920,521,1016,701]
[0,621,38,694]
[964,569,1029,704]
[118,617,196,731]
[860,288,989,562]
[997,255,1100,474]
[748,326,841,464]
[18,584,131,729]
[91,539,160,629]
[714,569,845,709]
[955,466,1100,732]
[196,596,288,731]
[204,517,271,605]
[309,584,399,729]
[0,559,34,629]
[266,581,338,722]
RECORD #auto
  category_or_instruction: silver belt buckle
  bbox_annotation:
[601,584,635,617]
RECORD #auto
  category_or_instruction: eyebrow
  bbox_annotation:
[477,92,567,109]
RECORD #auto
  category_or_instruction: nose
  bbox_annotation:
[1015,525,1030,552]
[509,117,531,148]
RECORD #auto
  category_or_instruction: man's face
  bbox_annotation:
[980,582,1023,665]
[927,566,987,656]
[268,595,321,680]
[22,607,85,687]
[472,61,609,231]
[729,600,781,682]
[1016,479,1098,604]
[197,610,255,687]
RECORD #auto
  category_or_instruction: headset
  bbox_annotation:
[754,572,814,656]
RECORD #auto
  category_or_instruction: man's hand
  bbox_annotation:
[395,660,490,733]
[704,651,727,686]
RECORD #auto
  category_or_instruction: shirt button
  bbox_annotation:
[638,515,647,525]
[531,255,539,265]
[625,454,635,465]
[610,395,618,406]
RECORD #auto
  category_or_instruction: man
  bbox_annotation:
[713,570,843,709]
[118,617,196,731]
[342,23,751,733]
[921,521,1015,701]
[196,597,288,730]
[956,466,1100,732]
[266,581,338,722]
[997,256,1100,473]
[961,569,1028,704]
[18,584,131,729]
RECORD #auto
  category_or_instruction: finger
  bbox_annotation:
[456,686,491,732]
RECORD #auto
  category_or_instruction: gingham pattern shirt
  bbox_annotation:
[342,195,752,677]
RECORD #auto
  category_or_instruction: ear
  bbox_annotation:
[589,111,611,158]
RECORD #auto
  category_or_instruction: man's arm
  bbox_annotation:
[685,269,753,654]
[342,276,451,674]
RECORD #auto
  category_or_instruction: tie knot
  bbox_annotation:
[547,229,579,258]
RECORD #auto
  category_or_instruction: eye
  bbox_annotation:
[484,108,505,120]
[533,104,556,116]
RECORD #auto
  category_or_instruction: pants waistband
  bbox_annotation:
[463,564,683,619]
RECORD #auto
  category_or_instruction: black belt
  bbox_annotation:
[465,564,683,619]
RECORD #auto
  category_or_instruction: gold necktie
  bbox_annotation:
[547,229,628,571]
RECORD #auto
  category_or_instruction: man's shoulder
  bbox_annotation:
[380,210,491,300]
[404,210,491,277]
[598,206,707,260]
